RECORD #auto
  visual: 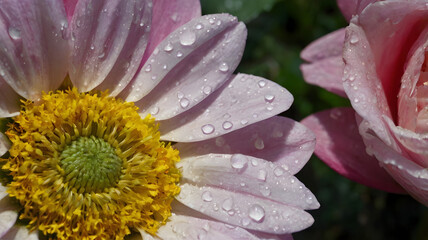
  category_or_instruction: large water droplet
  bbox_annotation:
[230,154,248,171]
[249,204,265,222]
[8,27,21,40]
[201,191,213,202]
[164,42,173,52]
[180,98,190,108]
[150,106,159,115]
[180,31,196,46]
[195,23,203,30]
[274,166,285,177]
[201,124,215,134]
[350,35,359,44]
[258,80,266,88]
[203,86,212,95]
[254,138,264,150]
[219,62,229,72]
[264,94,275,103]
[222,198,233,211]
[257,169,267,181]
[222,121,233,130]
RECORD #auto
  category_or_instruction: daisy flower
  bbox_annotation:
[0,0,318,239]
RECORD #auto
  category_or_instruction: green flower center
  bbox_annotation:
[60,136,122,193]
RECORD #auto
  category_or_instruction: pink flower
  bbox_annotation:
[0,0,318,239]
[301,0,428,205]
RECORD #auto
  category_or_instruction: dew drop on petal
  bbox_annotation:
[164,42,173,52]
[257,169,267,181]
[219,62,229,72]
[176,51,183,58]
[254,138,264,150]
[150,106,159,115]
[195,23,203,30]
[230,154,248,170]
[203,86,212,95]
[222,121,233,130]
[145,64,151,72]
[241,217,251,226]
[350,35,359,44]
[258,80,266,88]
[249,204,265,222]
[179,31,196,46]
[180,98,190,108]
[264,94,275,103]
[201,124,215,134]
[222,198,233,211]
[274,166,285,177]
[260,185,271,197]
[8,27,21,40]
[240,120,248,125]
[201,191,213,202]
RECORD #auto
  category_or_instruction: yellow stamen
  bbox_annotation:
[2,88,180,239]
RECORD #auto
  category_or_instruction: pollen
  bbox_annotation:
[1,88,181,239]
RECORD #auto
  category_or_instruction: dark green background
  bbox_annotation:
[201,0,428,239]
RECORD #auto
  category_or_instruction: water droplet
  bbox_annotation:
[219,62,229,72]
[257,169,267,181]
[241,217,251,226]
[249,204,265,222]
[201,124,215,134]
[180,98,190,108]
[274,166,285,176]
[203,86,212,95]
[145,64,151,72]
[222,198,233,211]
[254,138,264,150]
[350,35,359,44]
[176,51,183,58]
[240,120,248,125]
[8,27,21,40]
[258,80,266,88]
[260,185,271,197]
[264,94,275,103]
[216,20,222,26]
[222,121,233,130]
[230,154,248,171]
[354,98,360,103]
[170,12,179,22]
[201,191,212,202]
[177,91,184,99]
[195,23,203,30]
[90,45,95,50]
[163,64,167,70]
[179,31,196,46]
[209,18,215,24]
[97,52,105,59]
[164,42,173,52]
[150,106,159,115]
[251,159,258,166]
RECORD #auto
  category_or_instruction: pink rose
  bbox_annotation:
[301,0,428,206]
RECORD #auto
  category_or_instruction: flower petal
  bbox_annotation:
[1,225,38,240]
[362,128,428,206]
[63,0,78,21]
[336,0,378,22]
[139,214,260,240]
[142,0,201,64]
[69,0,152,95]
[178,153,319,210]
[301,28,345,63]
[301,108,405,193]
[0,0,69,100]
[159,74,293,142]
[122,14,245,113]
[0,133,11,157]
[176,183,314,234]
[176,116,315,175]
[0,80,20,118]
[0,196,18,238]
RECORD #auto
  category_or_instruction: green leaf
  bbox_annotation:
[201,0,279,23]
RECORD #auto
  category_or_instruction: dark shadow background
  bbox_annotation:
[201,0,428,239]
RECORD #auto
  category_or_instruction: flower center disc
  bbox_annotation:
[2,88,181,239]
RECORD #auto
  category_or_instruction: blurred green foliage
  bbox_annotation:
[201,0,428,240]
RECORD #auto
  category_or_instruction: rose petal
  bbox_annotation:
[175,116,316,175]
[159,74,293,142]
[336,0,378,22]
[176,183,314,234]
[0,80,19,118]
[1,225,38,240]
[141,0,201,64]
[0,133,11,158]
[0,0,69,100]
[69,0,152,95]
[139,214,260,240]
[178,153,319,210]
[301,28,345,63]
[300,56,346,97]
[122,14,244,109]
[301,108,405,193]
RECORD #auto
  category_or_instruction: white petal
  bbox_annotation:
[2,225,38,240]
[0,79,20,118]
[0,197,18,238]
[0,132,11,157]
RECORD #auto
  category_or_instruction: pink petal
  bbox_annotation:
[141,0,201,65]
[300,29,346,97]
[336,0,378,21]
[351,1,428,122]
[176,183,314,234]
[121,14,245,108]
[159,74,293,142]
[0,197,18,238]
[301,108,405,193]
[178,153,319,210]
[301,29,345,63]
[63,0,78,21]
[1,225,38,240]
[342,22,393,144]
[139,214,260,240]
[175,116,316,175]
[0,79,20,118]
[300,56,346,97]
[0,0,69,100]
[363,130,428,206]
[0,133,11,157]
[69,0,152,95]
